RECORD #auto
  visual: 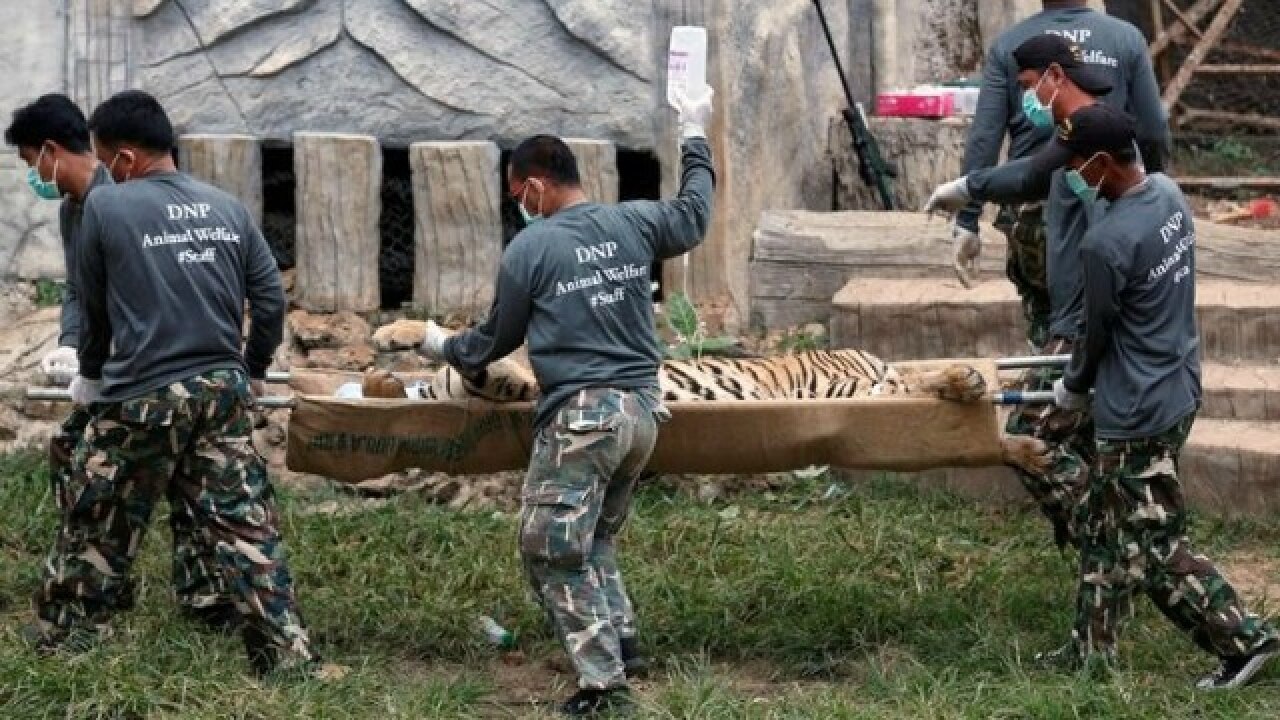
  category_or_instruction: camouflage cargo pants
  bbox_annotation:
[49,406,234,614]
[1073,413,1278,661]
[994,202,1050,350]
[35,369,315,667]
[1005,337,1094,547]
[519,388,660,691]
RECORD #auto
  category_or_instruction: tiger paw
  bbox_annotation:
[918,364,988,403]
[372,319,430,351]
[1001,435,1051,475]
[362,368,406,398]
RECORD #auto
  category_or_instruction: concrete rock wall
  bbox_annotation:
[0,1,67,285]
[133,0,654,148]
[1,0,1050,329]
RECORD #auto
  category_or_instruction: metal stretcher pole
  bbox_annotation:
[24,387,296,409]
[990,390,1057,405]
[994,354,1071,370]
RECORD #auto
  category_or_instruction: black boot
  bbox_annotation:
[560,687,633,717]
[620,637,649,679]
[182,603,242,635]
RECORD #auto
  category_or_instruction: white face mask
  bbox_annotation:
[518,180,544,225]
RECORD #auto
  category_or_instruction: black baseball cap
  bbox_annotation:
[1013,34,1114,96]
[1056,103,1137,157]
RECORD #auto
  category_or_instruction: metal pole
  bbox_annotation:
[995,354,1071,370]
[25,387,296,409]
[990,390,1057,405]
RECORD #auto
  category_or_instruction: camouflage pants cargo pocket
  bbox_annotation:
[519,388,657,690]
[995,203,1050,349]
[49,406,93,513]
[1073,413,1277,661]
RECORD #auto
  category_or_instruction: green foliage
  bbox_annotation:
[2,453,1279,718]
[775,327,828,354]
[661,292,741,360]
[33,279,65,308]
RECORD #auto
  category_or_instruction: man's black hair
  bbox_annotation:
[4,93,91,153]
[510,135,581,186]
[1058,103,1140,164]
[88,89,175,154]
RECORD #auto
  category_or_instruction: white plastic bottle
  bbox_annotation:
[667,26,709,300]
[476,614,515,650]
[667,26,708,108]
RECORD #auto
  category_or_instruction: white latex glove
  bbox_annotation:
[951,224,981,289]
[673,85,715,140]
[69,375,103,406]
[419,320,449,361]
[40,346,79,386]
[923,176,972,217]
[1053,378,1089,411]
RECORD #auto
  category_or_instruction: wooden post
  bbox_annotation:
[1150,0,1171,84]
[1161,0,1244,112]
[563,139,619,204]
[293,132,382,313]
[1149,0,1221,59]
[409,141,503,319]
[177,134,263,226]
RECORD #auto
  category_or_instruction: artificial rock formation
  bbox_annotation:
[132,0,653,148]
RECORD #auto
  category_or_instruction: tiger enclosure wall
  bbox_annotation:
[0,0,886,333]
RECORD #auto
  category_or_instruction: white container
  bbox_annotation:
[950,86,981,116]
[667,26,708,109]
[334,382,363,399]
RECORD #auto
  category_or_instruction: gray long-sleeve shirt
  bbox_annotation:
[957,6,1169,232]
[56,164,113,347]
[443,138,715,430]
[1063,174,1200,440]
[966,143,1109,339]
[77,171,285,402]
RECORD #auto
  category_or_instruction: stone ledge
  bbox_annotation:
[831,278,1280,362]
[838,418,1280,517]
[1201,363,1280,422]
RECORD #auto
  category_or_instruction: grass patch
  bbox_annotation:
[1,451,1278,718]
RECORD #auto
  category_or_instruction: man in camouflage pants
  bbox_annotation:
[4,94,238,629]
[29,90,317,677]
[929,30,1170,549]
[520,389,663,692]
[1050,104,1277,688]
[422,86,715,715]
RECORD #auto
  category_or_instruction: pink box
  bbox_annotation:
[875,92,954,118]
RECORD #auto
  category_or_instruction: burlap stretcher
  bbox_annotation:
[284,360,1004,483]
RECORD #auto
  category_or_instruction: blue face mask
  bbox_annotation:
[26,146,61,200]
[1066,152,1105,203]
[1021,71,1060,130]
[518,182,543,225]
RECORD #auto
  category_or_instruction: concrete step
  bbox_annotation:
[1201,363,1280,422]
[840,418,1280,517]
[1181,419,1280,515]
[831,278,1280,363]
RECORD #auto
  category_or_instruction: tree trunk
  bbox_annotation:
[293,132,382,313]
[410,141,502,319]
[563,138,619,204]
[177,134,263,226]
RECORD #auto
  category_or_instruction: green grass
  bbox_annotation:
[1,451,1278,718]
